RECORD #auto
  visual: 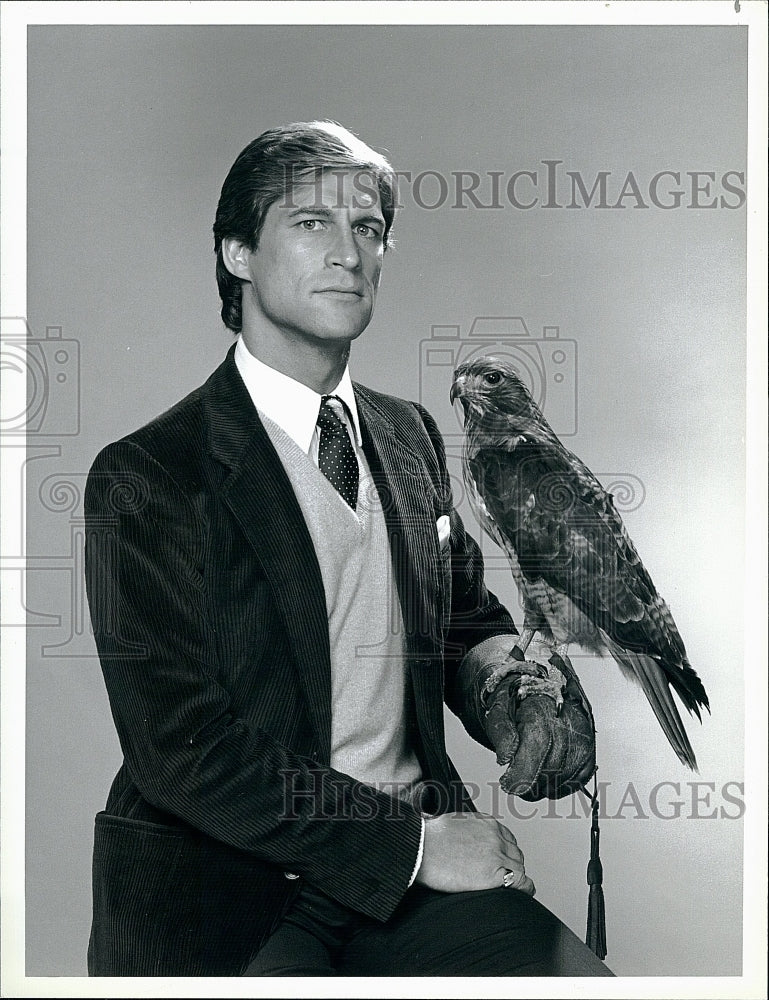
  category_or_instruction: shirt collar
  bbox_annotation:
[234,335,362,454]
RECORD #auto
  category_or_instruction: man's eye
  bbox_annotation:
[355,223,382,239]
[299,219,325,231]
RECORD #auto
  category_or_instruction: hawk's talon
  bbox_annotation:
[514,663,567,708]
[482,654,545,700]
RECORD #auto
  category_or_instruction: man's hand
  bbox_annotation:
[414,812,535,896]
[482,649,597,801]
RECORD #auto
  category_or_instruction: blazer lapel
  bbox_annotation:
[356,388,446,651]
[356,388,448,762]
[203,349,333,758]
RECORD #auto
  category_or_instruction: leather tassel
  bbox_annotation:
[586,779,607,959]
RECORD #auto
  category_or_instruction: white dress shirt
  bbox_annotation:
[234,335,362,459]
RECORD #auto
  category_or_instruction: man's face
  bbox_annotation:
[238,169,385,350]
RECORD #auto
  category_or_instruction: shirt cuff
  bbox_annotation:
[407,816,426,887]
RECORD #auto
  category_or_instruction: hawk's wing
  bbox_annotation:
[467,437,708,766]
[462,448,551,634]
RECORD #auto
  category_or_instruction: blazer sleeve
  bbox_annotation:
[411,402,519,750]
[84,439,422,922]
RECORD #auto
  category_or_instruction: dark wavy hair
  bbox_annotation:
[213,121,398,333]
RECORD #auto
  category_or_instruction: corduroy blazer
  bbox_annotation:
[83,345,517,976]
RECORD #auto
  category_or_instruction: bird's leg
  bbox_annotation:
[510,627,536,662]
[514,640,569,714]
[481,627,542,701]
[549,642,570,714]
[550,643,574,715]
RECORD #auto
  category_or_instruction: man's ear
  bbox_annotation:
[221,238,252,281]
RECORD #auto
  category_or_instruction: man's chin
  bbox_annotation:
[311,324,369,345]
[310,310,373,343]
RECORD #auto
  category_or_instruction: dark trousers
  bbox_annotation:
[246,882,614,976]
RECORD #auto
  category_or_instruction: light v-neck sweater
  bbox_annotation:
[259,412,422,797]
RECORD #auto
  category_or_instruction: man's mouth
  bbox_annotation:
[318,287,364,297]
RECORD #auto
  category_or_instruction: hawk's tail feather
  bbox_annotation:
[601,635,700,770]
[669,659,710,721]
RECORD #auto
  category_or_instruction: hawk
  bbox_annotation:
[451,356,709,769]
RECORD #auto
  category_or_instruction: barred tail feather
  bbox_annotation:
[600,634,700,770]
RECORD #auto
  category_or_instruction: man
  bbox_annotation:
[84,121,611,976]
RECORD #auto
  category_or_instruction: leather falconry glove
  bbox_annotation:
[474,647,597,801]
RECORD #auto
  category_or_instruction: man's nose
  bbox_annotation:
[326,224,361,269]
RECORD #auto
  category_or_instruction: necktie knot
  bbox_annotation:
[317,396,359,510]
[317,395,347,432]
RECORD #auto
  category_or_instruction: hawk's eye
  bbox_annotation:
[483,371,502,385]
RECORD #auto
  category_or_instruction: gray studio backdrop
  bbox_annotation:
[25,25,746,977]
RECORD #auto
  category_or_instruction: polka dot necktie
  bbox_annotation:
[316,395,359,510]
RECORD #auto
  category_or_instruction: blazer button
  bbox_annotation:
[284,871,300,880]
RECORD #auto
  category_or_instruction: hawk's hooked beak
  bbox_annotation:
[450,373,467,405]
